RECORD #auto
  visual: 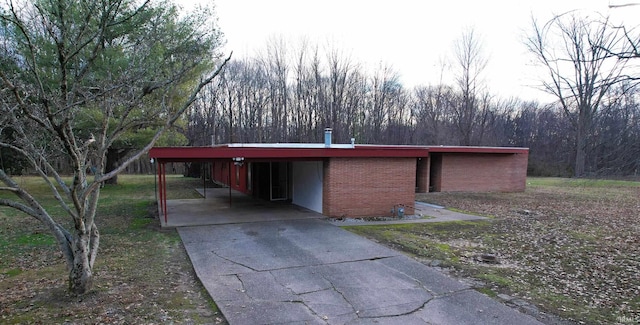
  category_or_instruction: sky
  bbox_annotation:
[185,0,640,102]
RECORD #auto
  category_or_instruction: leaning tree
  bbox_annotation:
[0,0,230,294]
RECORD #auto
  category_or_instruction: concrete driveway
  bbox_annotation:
[178,219,543,324]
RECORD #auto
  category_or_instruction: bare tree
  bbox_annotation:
[291,40,313,141]
[526,13,628,177]
[261,37,290,142]
[452,28,489,145]
[366,64,400,143]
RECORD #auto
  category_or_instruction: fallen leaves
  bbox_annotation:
[394,180,640,323]
[1,224,227,324]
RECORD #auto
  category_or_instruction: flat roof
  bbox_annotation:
[226,143,356,149]
[149,144,528,162]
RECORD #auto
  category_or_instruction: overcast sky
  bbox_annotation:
[188,0,640,102]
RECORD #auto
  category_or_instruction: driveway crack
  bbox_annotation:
[234,274,251,299]
[210,249,259,272]
[356,296,435,319]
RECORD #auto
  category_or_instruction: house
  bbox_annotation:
[149,130,528,219]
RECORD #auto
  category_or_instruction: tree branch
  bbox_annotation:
[93,52,232,186]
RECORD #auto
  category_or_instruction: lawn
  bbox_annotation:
[0,174,227,324]
[346,177,640,325]
[2,175,638,324]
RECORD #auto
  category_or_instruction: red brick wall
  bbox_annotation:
[439,152,528,192]
[323,157,416,217]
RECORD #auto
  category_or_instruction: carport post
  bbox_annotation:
[228,161,232,207]
[157,161,164,223]
[202,162,206,199]
[163,163,168,223]
[160,162,168,224]
[150,158,157,203]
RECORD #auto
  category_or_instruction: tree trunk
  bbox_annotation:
[574,128,587,177]
[104,148,132,185]
[574,107,591,178]
[104,148,120,185]
[68,234,94,294]
[185,162,202,178]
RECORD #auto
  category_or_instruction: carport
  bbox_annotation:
[149,142,430,226]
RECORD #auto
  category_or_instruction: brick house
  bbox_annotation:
[149,134,528,218]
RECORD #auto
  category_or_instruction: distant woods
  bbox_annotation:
[187,38,640,178]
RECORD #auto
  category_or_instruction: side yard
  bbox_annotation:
[0,175,227,324]
[346,178,640,325]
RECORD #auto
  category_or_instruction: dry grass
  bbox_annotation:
[347,177,640,325]
[0,175,227,324]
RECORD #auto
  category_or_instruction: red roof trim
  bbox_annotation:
[148,145,528,162]
[426,146,528,154]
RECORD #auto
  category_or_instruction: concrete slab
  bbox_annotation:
[417,290,543,325]
[270,266,333,294]
[178,219,544,324]
[300,289,355,319]
[220,301,322,325]
[316,260,434,317]
[377,256,470,295]
[328,201,487,226]
[181,219,399,271]
[161,188,324,227]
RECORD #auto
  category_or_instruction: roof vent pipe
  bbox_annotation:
[324,128,332,148]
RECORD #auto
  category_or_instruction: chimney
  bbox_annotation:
[324,127,332,148]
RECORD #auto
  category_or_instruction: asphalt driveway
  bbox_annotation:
[178,219,542,324]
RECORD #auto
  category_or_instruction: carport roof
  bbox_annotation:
[149,144,528,162]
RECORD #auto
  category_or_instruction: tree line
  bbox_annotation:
[187,33,640,178]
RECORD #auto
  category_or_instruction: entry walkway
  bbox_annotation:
[179,219,543,324]
[328,201,487,226]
